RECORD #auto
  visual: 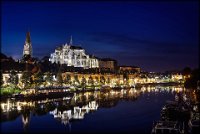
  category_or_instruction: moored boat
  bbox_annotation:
[188,112,200,134]
[151,121,181,134]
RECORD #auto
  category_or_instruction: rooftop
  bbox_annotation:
[119,65,140,68]
[100,58,117,61]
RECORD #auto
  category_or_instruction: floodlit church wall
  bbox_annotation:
[49,44,99,69]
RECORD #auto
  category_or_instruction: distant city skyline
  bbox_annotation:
[2,1,199,72]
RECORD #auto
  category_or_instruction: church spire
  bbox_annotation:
[69,35,73,45]
[26,31,31,44]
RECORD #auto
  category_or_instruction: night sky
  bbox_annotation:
[1,1,199,72]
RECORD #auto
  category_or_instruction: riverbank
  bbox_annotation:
[140,82,183,87]
[0,85,21,96]
[1,82,184,101]
[0,87,110,101]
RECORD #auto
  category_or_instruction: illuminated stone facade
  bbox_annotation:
[23,32,32,56]
[61,72,124,87]
[49,101,98,125]
[49,37,99,69]
[2,72,22,86]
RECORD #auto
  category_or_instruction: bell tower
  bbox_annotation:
[23,31,32,57]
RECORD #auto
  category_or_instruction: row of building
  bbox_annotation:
[2,71,185,88]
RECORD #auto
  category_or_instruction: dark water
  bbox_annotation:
[0,86,184,133]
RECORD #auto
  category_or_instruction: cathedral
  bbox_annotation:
[23,32,32,57]
[49,36,99,69]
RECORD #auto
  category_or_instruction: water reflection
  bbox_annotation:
[50,101,98,125]
[1,86,187,132]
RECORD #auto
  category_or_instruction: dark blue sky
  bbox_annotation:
[1,1,199,72]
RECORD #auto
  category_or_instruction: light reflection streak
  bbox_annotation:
[1,85,192,132]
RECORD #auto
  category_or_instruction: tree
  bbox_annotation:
[65,74,71,85]
[184,69,200,88]
[100,76,106,85]
[21,71,32,89]
[81,76,87,88]
[56,71,63,86]
[33,71,44,88]
[74,75,80,85]
[8,70,19,86]
[88,76,94,86]
[95,76,99,85]
[106,77,111,84]
[182,67,192,76]
[44,72,53,87]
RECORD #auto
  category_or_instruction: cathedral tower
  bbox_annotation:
[23,32,32,57]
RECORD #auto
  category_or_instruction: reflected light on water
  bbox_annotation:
[1,85,192,133]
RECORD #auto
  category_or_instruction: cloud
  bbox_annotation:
[88,32,199,72]
[89,32,198,55]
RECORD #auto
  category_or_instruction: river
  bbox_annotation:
[1,85,186,133]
